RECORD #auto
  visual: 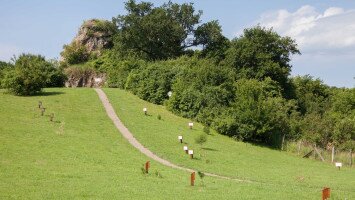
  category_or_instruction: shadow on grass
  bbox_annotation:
[36,91,65,96]
[201,147,218,151]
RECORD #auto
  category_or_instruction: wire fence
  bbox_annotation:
[286,141,353,168]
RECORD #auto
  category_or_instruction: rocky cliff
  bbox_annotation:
[72,19,116,55]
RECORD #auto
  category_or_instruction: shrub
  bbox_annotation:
[1,54,57,95]
[195,134,207,146]
[61,42,90,65]
[203,126,210,134]
[125,61,180,104]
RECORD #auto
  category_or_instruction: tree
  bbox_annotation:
[194,20,230,62]
[1,54,55,95]
[212,78,297,147]
[166,57,235,125]
[0,61,14,88]
[224,26,300,95]
[291,75,330,115]
[112,0,226,60]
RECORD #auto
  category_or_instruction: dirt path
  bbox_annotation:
[95,88,250,182]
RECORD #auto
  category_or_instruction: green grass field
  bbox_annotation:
[104,88,355,199]
[0,88,353,199]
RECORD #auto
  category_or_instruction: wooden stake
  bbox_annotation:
[41,107,46,116]
[331,146,335,163]
[297,141,301,155]
[314,146,325,162]
[190,172,195,186]
[145,161,150,173]
[322,187,330,200]
[50,113,54,122]
[350,149,353,167]
[281,134,285,151]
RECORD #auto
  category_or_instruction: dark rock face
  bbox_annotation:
[64,67,106,88]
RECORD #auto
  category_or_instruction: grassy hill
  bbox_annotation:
[104,88,355,199]
[0,88,353,199]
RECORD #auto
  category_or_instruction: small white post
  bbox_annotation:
[183,146,188,154]
[188,122,193,129]
[143,107,147,115]
[335,162,342,170]
[178,135,183,143]
[188,150,194,159]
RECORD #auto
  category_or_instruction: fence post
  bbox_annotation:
[297,141,301,155]
[350,149,353,167]
[331,146,335,163]
[281,134,285,151]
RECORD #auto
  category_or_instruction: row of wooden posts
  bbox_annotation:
[143,160,196,186]
[38,101,55,122]
[143,107,197,186]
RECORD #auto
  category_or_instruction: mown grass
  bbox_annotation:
[0,88,332,199]
[104,88,355,199]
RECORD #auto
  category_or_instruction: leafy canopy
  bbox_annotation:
[224,26,300,95]
[112,0,225,60]
[1,54,61,95]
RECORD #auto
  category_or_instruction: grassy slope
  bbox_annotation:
[104,88,355,199]
[0,88,323,200]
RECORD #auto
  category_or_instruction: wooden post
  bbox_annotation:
[50,113,54,122]
[322,187,330,200]
[314,146,325,162]
[145,161,150,173]
[190,172,195,186]
[331,146,335,163]
[297,141,301,155]
[350,149,353,167]
[281,134,285,151]
[41,107,46,116]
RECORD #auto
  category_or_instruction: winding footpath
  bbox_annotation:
[95,88,250,182]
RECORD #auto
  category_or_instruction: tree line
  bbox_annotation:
[0,0,353,149]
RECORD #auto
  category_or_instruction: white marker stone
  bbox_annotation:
[168,91,172,97]
[188,122,193,128]
[188,150,194,155]
[335,162,342,167]
[143,108,147,112]
[183,146,188,151]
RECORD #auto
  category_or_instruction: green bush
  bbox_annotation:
[61,42,90,65]
[166,57,235,124]
[195,134,207,146]
[0,61,14,88]
[1,54,59,95]
[125,61,181,104]
[203,126,210,134]
[212,78,297,147]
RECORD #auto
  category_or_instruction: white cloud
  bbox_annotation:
[254,5,355,53]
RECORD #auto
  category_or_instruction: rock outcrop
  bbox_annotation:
[64,67,106,88]
[73,19,116,55]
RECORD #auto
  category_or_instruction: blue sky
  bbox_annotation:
[1,0,354,87]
